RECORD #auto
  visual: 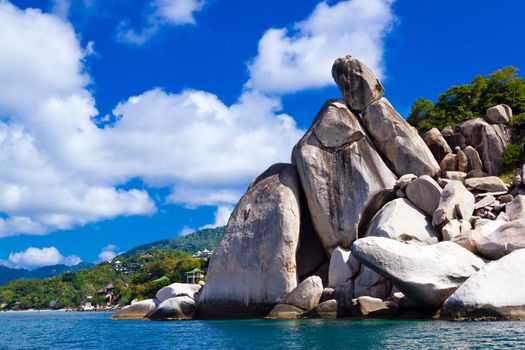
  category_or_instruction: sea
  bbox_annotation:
[0,311,524,349]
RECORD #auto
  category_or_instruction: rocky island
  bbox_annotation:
[115,55,525,322]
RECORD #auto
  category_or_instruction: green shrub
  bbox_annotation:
[501,141,525,172]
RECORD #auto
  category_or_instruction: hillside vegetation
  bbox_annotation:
[0,227,224,310]
[0,263,95,286]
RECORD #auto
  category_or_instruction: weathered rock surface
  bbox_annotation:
[506,195,525,221]
[433,181,475,227]
[156,283,202,303]
[423,128,452,163]
[456,118,488,147]
[351,237,485,307]
[463,146,483,171]
[405,176,442,217]
[439,153,458,172]
[362,98,440,177]
[485,104,512,125]
[366,198,439,244]
[293,100,396,252]
[465,177,508,192]
[478,124,513,175]
[442,249,525,320]
[147,296,196,320]
[282,276,323,311]
[476,219,525,260]
[198,164,302,318]
[331,55,384,112]
[328,247,359,288]
[112,299,159,320]
[396,174,417,190]
[457,149,468,172]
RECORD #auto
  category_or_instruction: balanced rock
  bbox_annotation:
[433,181,475,227]
[112,299,159,320]
[423,128,452,163]
[362,98,440,177]
[506,195,525,221]
[331,55,384,112]
[405,175,442,217]
[156,283,202,303]
[476,219,525,260]
[293,100,396,252]
[442,248,525,320]
[351,237,485,307]
[328,247,359,288]
[485,104,512,125]
[147,296,196,320]
[198,164,302,318]
[465,176,508,192]
[365,198,439,244]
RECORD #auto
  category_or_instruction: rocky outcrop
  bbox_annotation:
[331,55,384,112]
[293,100,396,252]
[198,164,303,318]
[423,128,452,163]
[442,249,525,320]
[112,299,159,319]
[362,98,440,177]
[351,237,485,307]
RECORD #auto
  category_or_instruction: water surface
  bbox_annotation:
[1,311,524,349]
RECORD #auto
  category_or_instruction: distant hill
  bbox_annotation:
[124,226,225,257]
[0,262,95,286]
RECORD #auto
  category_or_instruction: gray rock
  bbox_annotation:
[320,288,335,303]
[112,299,159,320]
[439,153,458,172]
[328,247,359,288]
[353,267,391,300]
[282,276,323,311]
[266,304,305,319]
[478,124,513,175]
[433,181,475,227]
[331,55,384,112]
[332,281,354,317]
[474,195,496,210]
[456,118,488,147]
[476,219,525,260]
[442,248,525,320]
[506,195,525,221]
[465,176,508,192]
[405,175,443,217]
[473,218,507,237]
[147,296,196,320]
[443,171,467,181]
[303,299,338,319]
[156,283,202,303]
[362,98,440,177]
[366,198,439,244]
[467,169,485,178]
[198,164,303,318]
[523,164,525,186]
[293,100,396,252]
[351,237,485,307]
[485,104,512,125]
[499,194,514,203]
[396,174,417,190]
[423,128,452,163]
[463,146,483,172]
[441,126,466,150]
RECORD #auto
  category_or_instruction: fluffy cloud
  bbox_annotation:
[200,205,233,229]
[247,0,395,94]
[2,246,81,269]
[117,0,205,44]
[98,244,119,262]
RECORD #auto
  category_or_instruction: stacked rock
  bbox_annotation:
[176,56,525,321]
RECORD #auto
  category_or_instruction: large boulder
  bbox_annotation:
[147,296,196,320]
[423,128,452,163]
[156,283,202,303]
[331,55,384,112]
[475,219,525,260]
[267,276,323,319]
[328,247,359,288]
[485,104,512,125]
[351,237,485,307]
[405,176,442,217]
[293,100,396,252]
[197,164,302,318]
[463,146,483,172]
[506,195,525,221]
[464,176,508,192]
[433,181,475,227]
[112,299,159,320]
[362,98,440,177]
[442,249,525,320]
[456,118,488,147]
[477,123,513,175]
[365,198,439,244]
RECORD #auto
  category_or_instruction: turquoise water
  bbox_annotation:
[1,312,525,349]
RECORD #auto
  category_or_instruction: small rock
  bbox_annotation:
[442,219,471,241]
[112,299,159,320]
[423,128,453,163]
[266,304,305,319]
[465,176,508,192]
[474,195,496,210]
[463,146,483,172]
[499,194,514,203]
[147,296,196,320]
[282,276,323,311]
[433,181,475,227]
[405,176,443,217]
[484,104,512,124]
[443,171,467,181]
[303,299,338,319]
[457,149,468,172]
[351,296,398,318]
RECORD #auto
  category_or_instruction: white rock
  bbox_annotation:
[433,181,475,227]
[147,296,196,320]
[506,195,525,221]
[485,104,512,125]
[442,219,471,241]
[282,276,324,311]
[112,299,159,320]
[328,247,359,288]
[465,177,508,192]
[476,219,525,260]
[156,283,202,303]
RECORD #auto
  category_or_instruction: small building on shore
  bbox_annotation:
[185,268,206,283]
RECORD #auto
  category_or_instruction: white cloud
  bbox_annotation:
[179,226,195,236]
[117,0,205,45]
[98,244,118,262]
[200,205,233,229]
[1,246,81,270]
[246,0,395,94]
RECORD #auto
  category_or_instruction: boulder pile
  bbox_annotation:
[119,55,525,321]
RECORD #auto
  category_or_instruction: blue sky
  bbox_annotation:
[0,0,524,269]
